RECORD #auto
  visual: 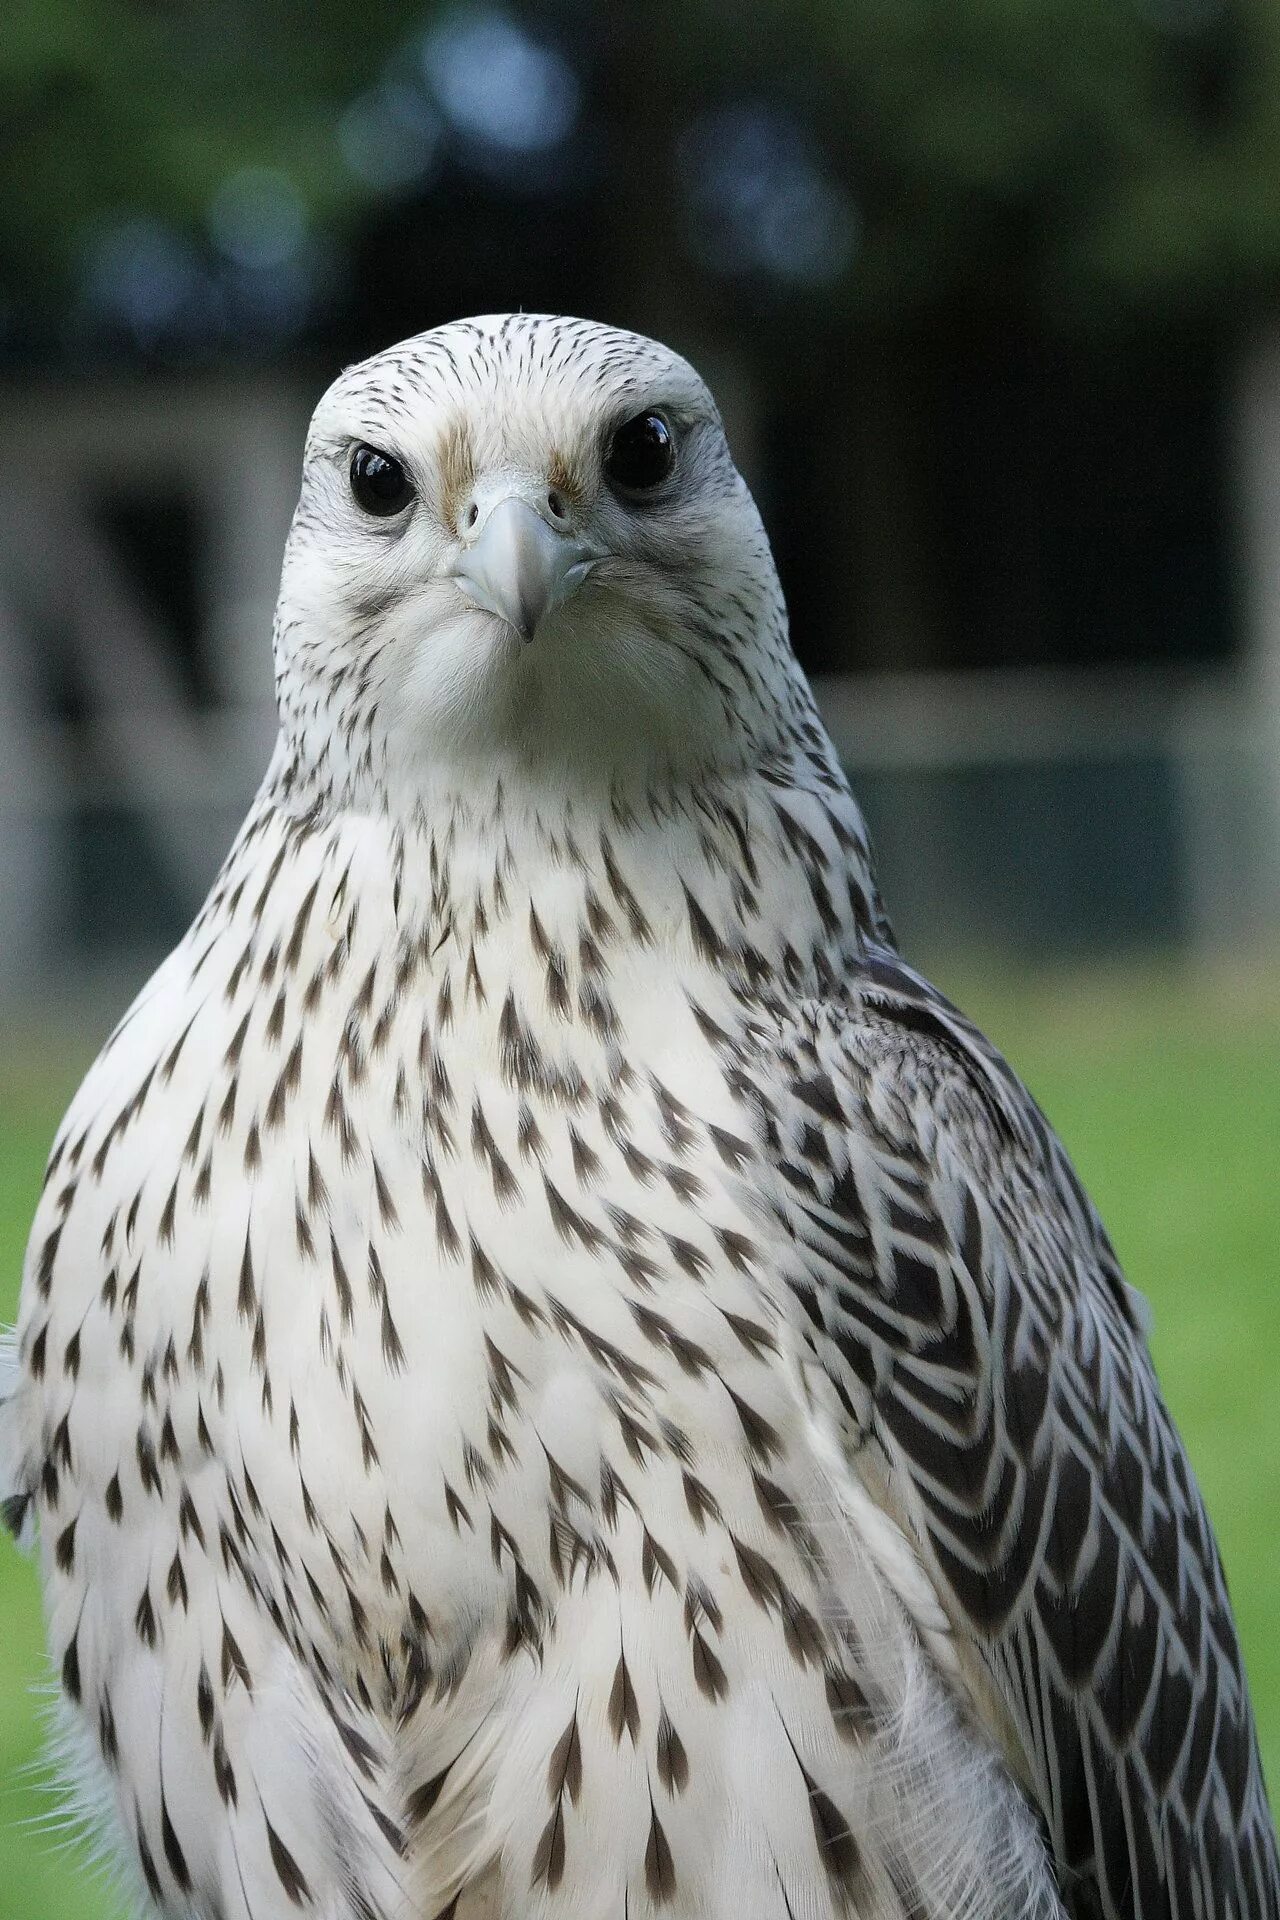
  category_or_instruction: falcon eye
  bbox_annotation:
[349,444,415,517]
[604,412,674,495]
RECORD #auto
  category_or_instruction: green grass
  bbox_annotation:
[0,961,1277,1913]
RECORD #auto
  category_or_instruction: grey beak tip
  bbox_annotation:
[453,494,593,642]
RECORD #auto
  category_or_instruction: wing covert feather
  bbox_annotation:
[754,951,1279,1920]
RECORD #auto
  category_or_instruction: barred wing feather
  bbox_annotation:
[756,951,1280,1920]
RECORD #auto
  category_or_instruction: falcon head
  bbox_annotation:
[276,315,796,793]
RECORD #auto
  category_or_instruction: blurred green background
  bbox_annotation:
[2,0,1279,1911]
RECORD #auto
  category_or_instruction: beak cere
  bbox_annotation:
[451,495,595,642]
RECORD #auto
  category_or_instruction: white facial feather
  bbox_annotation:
[276,313,795,800]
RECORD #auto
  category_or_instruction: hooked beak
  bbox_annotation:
[448,496,597,642]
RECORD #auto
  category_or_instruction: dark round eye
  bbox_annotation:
[350,444,415,517]
[604,412,674,494]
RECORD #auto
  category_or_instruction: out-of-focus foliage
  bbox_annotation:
[5,0,1280,331]
[1,0,409,262]
[645,0,1280,316]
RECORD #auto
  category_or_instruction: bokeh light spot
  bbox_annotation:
[208,168,307,271]
[421,5,579,156]
[339,82,442,191]
[679,102,858,288]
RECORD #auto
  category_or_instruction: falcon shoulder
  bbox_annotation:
[755,948,1279,1920]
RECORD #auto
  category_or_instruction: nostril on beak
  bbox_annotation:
[449,494,596,642]
[464,502,480,532]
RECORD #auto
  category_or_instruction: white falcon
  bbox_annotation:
[2,314,1277,1920]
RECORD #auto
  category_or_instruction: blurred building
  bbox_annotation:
[3,0,1280,990]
